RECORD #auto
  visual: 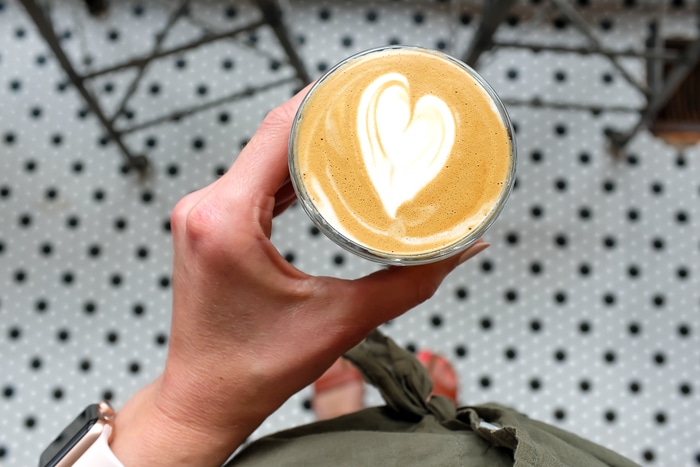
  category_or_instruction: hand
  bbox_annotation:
[110,85,489,466]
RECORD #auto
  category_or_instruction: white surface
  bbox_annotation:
[1,1,699,466]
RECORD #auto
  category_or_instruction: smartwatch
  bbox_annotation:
[39,401,124,467]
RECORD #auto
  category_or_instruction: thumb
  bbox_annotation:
[344,240,490,328]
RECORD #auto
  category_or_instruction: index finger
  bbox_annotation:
[226,83,314,197]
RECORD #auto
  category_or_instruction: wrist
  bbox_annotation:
[111,375,259,467]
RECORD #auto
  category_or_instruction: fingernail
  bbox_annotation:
[458,242,490,265]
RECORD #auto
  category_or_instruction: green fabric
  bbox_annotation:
[228,330,638,466]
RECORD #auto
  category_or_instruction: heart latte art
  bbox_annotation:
[291,47,513,260]
[358,73,455,218]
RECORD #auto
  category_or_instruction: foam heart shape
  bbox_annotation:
[357,72,455,218]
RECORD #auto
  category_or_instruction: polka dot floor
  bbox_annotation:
[2,1,699,465]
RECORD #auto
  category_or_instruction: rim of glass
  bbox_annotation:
[288,45,517,265]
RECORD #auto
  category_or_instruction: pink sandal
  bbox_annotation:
[416,350,459,405]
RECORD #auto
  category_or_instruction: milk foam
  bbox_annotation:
[356,72,455,218]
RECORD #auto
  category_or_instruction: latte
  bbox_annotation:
[289,46,515,264]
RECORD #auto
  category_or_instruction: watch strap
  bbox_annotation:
[73,425,124,467]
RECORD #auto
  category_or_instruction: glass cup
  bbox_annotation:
[289,46,516,265]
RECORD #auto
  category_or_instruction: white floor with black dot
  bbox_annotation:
[1,1,699,466]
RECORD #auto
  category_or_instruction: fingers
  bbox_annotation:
[226,83,314,199]
[339,240,490,329]
[272,178,298,218]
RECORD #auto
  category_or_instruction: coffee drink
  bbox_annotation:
[289,46,515,264]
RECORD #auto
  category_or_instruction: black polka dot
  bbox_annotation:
[602,179,615,193]
[652,294,665,308]
[627,265,640,278]
[653,352,666,365]
[25,416,37,429]
[530,261,543,275]
[530,319,542,332]
[604,410,616,423]
[554,291,567,305]
[603,235,616,249]
[302,398,312,410]
[110,274,122,287]
[455,286,468,300]
[529,378,541,391]
[192,138,205,151]
[679,382,692,396]
[579,379,591,392]
[554,349,567,362]
[629,381,641,394]
[504,289,518,302]
[651,237,665,251]
[35,299,48,313]
[29,357,43,370]
[554,233,568,248]
[8,326,21,340]
[603,350,616,364]
[430,315,443,328]
[553,408,566,421]
[14,270,26,283]
[479,376,491,388]
[678,323,691,337]
[2,386,14,398]
[654,411,667,425]
[129,303,144,318]
[454,345,467,358]
[578,321,591,334]
[57,329,70,342]
[84,301,97,315]
[480,317,492,330]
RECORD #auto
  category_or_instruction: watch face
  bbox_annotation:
[38,404,100,467]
